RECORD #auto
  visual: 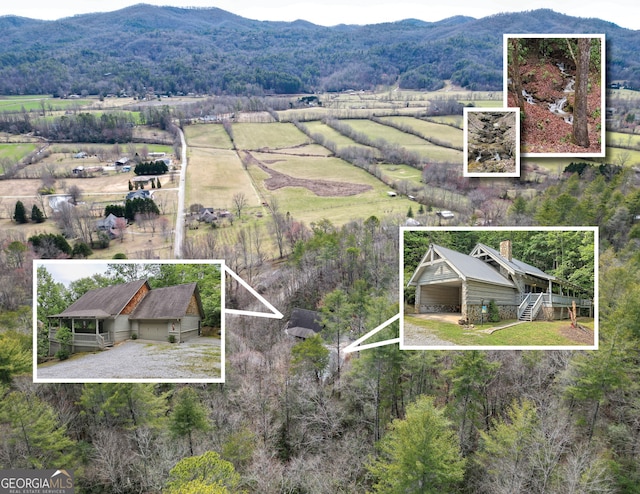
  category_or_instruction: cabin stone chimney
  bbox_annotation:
[500,240,512,261]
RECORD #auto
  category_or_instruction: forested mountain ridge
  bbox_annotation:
[1,5,639,96]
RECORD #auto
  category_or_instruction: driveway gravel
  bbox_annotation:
[403,321,457,347]
[36,337,222,381]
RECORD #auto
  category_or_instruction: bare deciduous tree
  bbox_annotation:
[232,192,248,220]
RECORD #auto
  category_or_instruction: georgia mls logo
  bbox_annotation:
[0,469,74,494]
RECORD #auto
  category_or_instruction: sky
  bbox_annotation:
[40,261,111,287]
[1,0,639,30]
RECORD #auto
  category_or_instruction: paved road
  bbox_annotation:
[173,126,188,258]
[36,337,222,381]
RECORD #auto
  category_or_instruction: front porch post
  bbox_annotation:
[71,319,75,353]
[415,284,421,313]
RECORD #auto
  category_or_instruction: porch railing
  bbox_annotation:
[49,330,112,349]
[517,293,532,320]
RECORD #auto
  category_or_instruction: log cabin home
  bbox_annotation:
[407,240,592,323]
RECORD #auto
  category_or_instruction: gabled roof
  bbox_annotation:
[51,279,149,318]
[408,244,515,288]
[129,282,203,320]
[471,243,555,281]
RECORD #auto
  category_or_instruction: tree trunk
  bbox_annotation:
[509,38,525,110]
[572,38,591,147]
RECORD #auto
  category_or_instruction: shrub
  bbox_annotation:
[55,327,72,360]
[488,299,501,323]
[168,334,176,343]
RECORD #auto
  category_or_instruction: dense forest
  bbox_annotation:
[0,6,639,96]
[1,159,640,491]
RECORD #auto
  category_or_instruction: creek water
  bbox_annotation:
[521,62,575,124]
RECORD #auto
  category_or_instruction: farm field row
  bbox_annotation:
[341,118,463,163]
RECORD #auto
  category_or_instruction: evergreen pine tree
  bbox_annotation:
[13,201,28,224]
[31,204,45,223]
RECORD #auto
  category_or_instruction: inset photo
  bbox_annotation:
[401,227,597,350]
[34,260,224,383]
[504,34,605,157]
[464,108,519,177]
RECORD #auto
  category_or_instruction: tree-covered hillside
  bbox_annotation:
[1,6,639,96]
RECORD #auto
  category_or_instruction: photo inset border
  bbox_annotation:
[400,226,598,351]
[504,34,606,157]
[464,107,520,177]
[33,259,225,383]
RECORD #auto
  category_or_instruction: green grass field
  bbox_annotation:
[304,121,379,154]
[186,147,263,210]
[248,151,415,225]
[232,122,311,150]
[185,124,234,149]
[343,119,463,162]
[404,315,595,346]
[0,95,92,113]
[0,143,37,162]
[378,164,423,185]
[379,116,463,147]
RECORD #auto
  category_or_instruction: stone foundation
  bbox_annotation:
[466,304,517,324]
[418,304,461,314]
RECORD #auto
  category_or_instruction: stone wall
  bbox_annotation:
[418,304,461,314]
[466,304,517,324]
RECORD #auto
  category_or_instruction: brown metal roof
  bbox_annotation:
[50,279,149,318]
[128,282,202,320]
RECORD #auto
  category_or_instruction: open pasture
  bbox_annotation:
[186,147,262,210]
[0,143,37,162]
[244,150,415,224]
[0,95,92,113]
[379,116,463,147]
[343,119,463,163]
[428,115,463,128]
[247,162,415,226]
[185,124,234,149]
[304,121,378,154]
[231,122,311,150]
[607,131,640,148]
[378,164,423,186]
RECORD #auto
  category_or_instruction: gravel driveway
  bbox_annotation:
[36,337,222,381]
[403,321,457,347]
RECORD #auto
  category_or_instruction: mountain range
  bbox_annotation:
[0,4,638,97]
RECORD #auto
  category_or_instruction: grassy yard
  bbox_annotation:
[404,314,595,347]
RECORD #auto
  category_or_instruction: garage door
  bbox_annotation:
[138,322,167,341]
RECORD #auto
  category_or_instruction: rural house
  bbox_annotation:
[407,240,592,323]
[96,213,125,238]
[284,308,324,339]
[48,279,204,355]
